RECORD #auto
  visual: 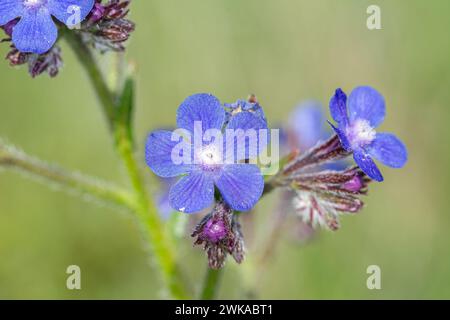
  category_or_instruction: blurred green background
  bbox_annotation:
[1,0,449,299]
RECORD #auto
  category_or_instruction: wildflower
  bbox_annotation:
[0,0,95,54]
[145,93,267,213]
[328,86,408,181]
[287,101,328,151]
[284,101,348,170]
[192,201,245,269]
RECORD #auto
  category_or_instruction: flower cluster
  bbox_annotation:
[145,87,407,266]
[276,101,348,238]
[274,86,407,231]
[81,0,135,53]
[0,0,134,77]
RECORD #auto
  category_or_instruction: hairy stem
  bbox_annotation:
[65,32,189,299]
[115,124,189,299]
[0,140,134,209]
[200,268,223,300]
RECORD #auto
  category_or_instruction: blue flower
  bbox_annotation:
[0,0,95,54]
[145,93,267,213]
[288,100,330,150]
[285,101,347,170]
[154,177,176,220]
[328,86,408,182]
[224,97,267,124]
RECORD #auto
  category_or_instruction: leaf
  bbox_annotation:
[115,77,135,143]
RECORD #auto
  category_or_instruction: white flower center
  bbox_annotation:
[346,119,376,148]
[199,145,222,166]
[24,0,45,8]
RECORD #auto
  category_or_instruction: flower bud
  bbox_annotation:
[192,201,245,269]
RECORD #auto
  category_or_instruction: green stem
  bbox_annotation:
[200,268,223,300]
[0,140,134,209]
[115,124,189,299]
[65,32,189,299]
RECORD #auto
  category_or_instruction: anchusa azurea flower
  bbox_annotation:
[272,86,407,231]
[192,201,245,269]
[328,86,408,182]
[145,93,268,268]
[145,93,267,214]
[1,0,134,77]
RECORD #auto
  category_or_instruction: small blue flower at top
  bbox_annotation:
[0,0,95,54]
[328,86,408,182]
[224,97,267,124]
[287,100,348,171]
[288,100,330,151]
[145,93,267,214]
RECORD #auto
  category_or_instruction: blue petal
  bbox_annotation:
[368,133,408,168]
[329,88,349,126]
[328,121,352,152]
[0,0,22,26]
[48,0,95,27]
[154,177,177,219]
[12,8,57,54]
[145,130,193,178]
[176,93,226,134]
[224,111,269,161]
[215,164,264,211]
[169,171,215,213]
[353,149,383,182]
[348,86,385,128]
[289,101,325,149]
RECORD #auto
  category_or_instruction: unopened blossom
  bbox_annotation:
[0,0,95,54]
[277,102,348,238]
[328,86,408,182]
[277,133,369,231]
[192,201,245,269]
[291,167,369,231]
[82,0,135,52]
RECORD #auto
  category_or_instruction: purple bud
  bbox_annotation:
[192,201,245,269]
[89,3,106,24]
[81,0,135,53]
[203,219,227,243]
[28,46,63,78]
[342,175,364,193]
